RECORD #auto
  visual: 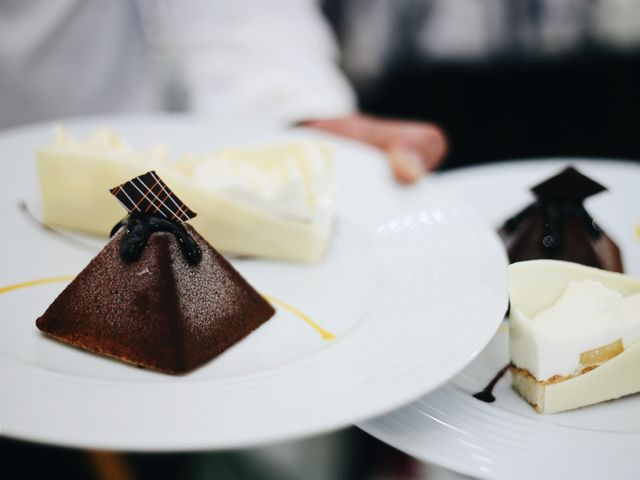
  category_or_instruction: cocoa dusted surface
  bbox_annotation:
[36,226,275,374]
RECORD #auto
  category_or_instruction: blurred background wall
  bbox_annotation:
[322,0,640,168]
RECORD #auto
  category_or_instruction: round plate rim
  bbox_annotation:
[0,114,509,451]
[359,158,640,480]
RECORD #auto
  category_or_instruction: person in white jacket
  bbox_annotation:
[0,0,447,183]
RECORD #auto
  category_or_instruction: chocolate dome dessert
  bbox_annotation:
[36,171,275,374]
[498,166,623,273]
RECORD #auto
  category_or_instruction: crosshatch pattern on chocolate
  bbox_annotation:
[110,171,196,222]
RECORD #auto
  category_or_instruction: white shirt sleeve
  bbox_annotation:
[137,0,356,127]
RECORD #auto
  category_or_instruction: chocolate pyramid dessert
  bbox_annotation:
[36,171,275,374]
[498,166,623,273]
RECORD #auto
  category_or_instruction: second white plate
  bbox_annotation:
[360,159,640,480]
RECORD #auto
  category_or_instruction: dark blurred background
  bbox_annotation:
[324,0,640,169]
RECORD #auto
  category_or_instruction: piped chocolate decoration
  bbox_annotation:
[111,213,201,265]
[110,171,200,264]
[498,166,623,272]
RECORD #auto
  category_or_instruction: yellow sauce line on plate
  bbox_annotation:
[263,293,336,340]
[0,275,336,341]
[0,275,76,295]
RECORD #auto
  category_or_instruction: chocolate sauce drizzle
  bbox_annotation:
[110,213,202,265]
[472,363,512,403]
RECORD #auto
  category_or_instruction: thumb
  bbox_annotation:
[388,146,427,184]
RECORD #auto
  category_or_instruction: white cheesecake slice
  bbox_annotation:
[509,260,640,413]
[36,127,335,262]
[37,127,172,235]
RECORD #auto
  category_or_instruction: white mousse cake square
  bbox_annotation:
[509,260,640,413]
[36,127,335,263]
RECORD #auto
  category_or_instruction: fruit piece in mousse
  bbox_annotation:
[498,166,623,273]
[36,171,275,374]
[509,260,640,413]
[36,126,335,262]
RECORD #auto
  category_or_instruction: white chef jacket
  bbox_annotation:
[0,0,356,130]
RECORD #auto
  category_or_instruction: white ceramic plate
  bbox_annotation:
[360,160,640,480]
[0,115,508,451]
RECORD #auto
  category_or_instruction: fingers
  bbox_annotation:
[302,115,371,141]
[303,114,449,184]
[378,122,448,183]
[413,123,448,172]
[388,146,427,184]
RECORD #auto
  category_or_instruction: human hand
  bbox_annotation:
[304,114,448,184]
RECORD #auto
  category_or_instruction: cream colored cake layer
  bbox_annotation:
[511,279,640,380]
[36,127,335,262]
[38,127,171,235]
[509,260,640,414]
[544,338,640,413]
